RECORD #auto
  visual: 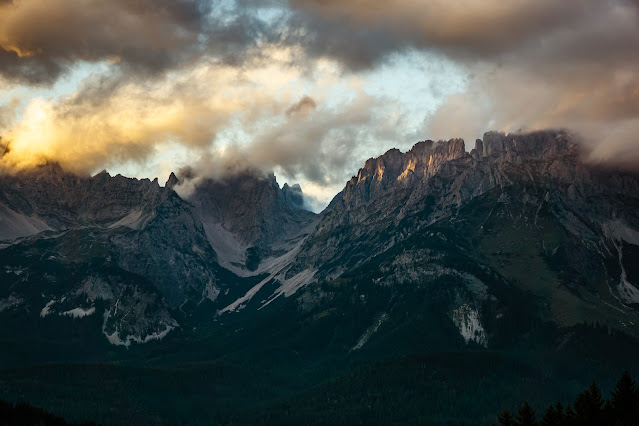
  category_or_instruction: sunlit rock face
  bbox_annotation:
[349,138,466,198]
[324,136,468,229]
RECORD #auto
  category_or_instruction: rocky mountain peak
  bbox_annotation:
[93,169,110,179]
[183,170,317,272]
[419,137,466,174]
[357,148,405,185]
[409,139,436,157]
[185,171,311,228]
[475,130,579,162]
[282,183,306,211]
[165,172,180,189]
[0,164,167,240]
[9,161,75,184]
[339,131,586,213]
[345,137,468,202]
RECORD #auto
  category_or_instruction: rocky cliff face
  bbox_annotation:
[0,166,222,346]
[0,164,317,346]
[289,131,639,286]
[0,164,165,239]
[180,171,318,274]
[330,131,582,230]
[0,164,224,306]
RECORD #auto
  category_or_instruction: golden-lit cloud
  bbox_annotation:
[0,52,306,173]
[0,96,18,129]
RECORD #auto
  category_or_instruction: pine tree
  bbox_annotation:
[540,402,567,426]
[517,402,537,426]
[540,404,558,426]
[611,371,637,424]
[573,381,605,426]
[554,401,565,422]
[564,403,576,423]
[498,409,517,426]
[588,381,605,411]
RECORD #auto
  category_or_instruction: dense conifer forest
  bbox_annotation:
[497,371,639,426]
[0,398,96,426]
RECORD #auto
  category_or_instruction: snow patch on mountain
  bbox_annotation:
[612,238,639,304]
[452,304,487,347]
[201,222,248,275]
[5,265,26,276]
[104,323,177,348]
[220,274,273,313]
[259,268,317,310]
[199,279,220,305]
[0,295,23,313]
[40,300,56,318]
[102,307,178,347]
[220,241,315,313]
[352,313,389,351]
[604,220,639,246]
[62,307,96,318]
[618,280,639,305]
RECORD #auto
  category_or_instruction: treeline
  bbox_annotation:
[0,398,97,426]
[497,371,639,425]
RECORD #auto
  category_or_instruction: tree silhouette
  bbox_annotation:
[540,401,566,426]
[573,381,604,425]
[498,372,639,426]
[517,402,537,426]
[564,404,575,423]
[554,402,565,423]
[0,398,97,425]
[611,371,638,425]
[540,404,557,426]
[498,409,517,426]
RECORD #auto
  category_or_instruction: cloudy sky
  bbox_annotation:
[0,0,638,210]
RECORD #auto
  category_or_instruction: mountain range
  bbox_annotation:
[1,130,639,424]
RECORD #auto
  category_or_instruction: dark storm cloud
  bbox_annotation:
[284,0,591,67]
[0,48,63,85]
[0,0,272,85]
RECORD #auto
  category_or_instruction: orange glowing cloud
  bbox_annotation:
[0,50,337,175]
